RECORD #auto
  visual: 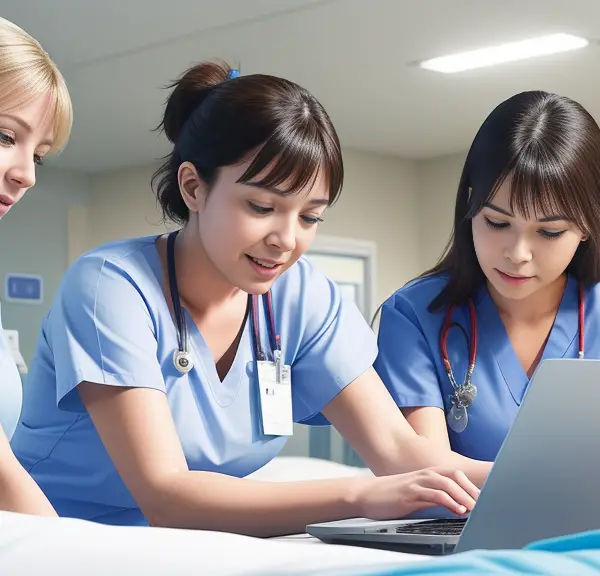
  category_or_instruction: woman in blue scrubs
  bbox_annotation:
[11,60,484,535]
[375,90,600,463]
[0,16,72,515]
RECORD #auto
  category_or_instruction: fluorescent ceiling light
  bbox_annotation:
[420,33,589,74]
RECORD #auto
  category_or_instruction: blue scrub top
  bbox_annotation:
[374,273,597,462]
[11,235,377,525]
[0,302,23,440]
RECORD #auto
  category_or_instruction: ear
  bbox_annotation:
[177,162,208,213]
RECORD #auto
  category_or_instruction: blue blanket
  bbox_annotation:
[327,531,600,575]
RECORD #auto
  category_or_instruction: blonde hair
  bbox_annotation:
[0,17,72,153]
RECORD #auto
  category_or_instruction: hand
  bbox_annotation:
[353,467,480,520]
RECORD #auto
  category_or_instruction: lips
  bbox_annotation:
[495,269,534,286]
[0,195,15,206]
[501,272,531,279]
[247,256,284,269]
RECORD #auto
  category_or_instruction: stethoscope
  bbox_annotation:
[440,281,585,433]
[167,230,281,375]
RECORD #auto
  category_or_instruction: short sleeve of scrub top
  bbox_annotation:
[0,302,23,439]
[374,275,446,410]
[50,253,167,412]
[272,257,379,425]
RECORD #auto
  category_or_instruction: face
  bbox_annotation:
[471,179,586,301]
[0,93,54,219]
[179,156,330,294]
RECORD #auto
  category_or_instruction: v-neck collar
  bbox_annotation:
[184,308,248,406]
[146,235,249,407]
[477,274,580,405]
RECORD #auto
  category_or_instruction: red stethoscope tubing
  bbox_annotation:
[440,281,586,385]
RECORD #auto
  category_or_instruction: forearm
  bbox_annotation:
[373,433,492,487]
[144,471,363,537]
[0,434,57,516]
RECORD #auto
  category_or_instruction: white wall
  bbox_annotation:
[75,149,422,309]
[0,167,90,363]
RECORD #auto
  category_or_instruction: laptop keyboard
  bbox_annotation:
[395,519,467,536]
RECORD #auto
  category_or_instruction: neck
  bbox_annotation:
[488,274,567,323]
[173,224,241,315]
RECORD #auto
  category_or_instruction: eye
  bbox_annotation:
[0,132,15,146]
[248,201,273,215]
[301,215,324,225]
[484,216,509,230]
[539,229,565,240]
[34,154,44,166]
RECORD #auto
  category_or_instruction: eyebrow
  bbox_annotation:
[0,113,54,147]
[484,202,569,223]
[248,183,330,206]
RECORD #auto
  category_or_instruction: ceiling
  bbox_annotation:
[3,0,600,172]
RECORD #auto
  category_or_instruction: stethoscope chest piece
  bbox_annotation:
[173,349,193,374]
[447,382,477,433]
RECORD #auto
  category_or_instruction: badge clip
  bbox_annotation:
[274,349,282,384]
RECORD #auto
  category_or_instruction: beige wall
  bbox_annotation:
[416,151,466,270]
[72,149,422,308]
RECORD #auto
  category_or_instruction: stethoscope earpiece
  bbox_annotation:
[173,350,193,374]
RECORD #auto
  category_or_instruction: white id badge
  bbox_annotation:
[257,358,293,436]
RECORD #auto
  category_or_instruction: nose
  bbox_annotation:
[7,154,36,191]
[504,233,533,264]
[267,215,297,253]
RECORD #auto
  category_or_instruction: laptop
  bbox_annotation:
[307,358,600,555]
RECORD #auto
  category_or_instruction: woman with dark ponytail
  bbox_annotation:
[13,60,484,536]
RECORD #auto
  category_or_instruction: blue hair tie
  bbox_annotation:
[228,68,240,79]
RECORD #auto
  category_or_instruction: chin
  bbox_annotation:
[488,277,539,301]
[237,277,278,296]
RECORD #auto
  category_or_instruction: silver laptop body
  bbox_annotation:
[307,359,600,555]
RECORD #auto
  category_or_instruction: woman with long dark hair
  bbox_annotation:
[375,91,600,462]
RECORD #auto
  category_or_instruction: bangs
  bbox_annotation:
[0,61,72,154]
[470,146,593,233]
[235,122,343,205]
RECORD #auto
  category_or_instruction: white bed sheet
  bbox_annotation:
[0,457,434,574]
[0,511,431,575]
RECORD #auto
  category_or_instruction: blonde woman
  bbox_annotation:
[0,17,72,515]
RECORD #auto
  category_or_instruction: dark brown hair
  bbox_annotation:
[422,90,600,312]
[152,59,343,224]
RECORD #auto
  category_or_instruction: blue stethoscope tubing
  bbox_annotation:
[166,230,280,373]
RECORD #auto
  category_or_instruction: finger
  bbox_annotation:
[414,487,467,515]
[421,473,477,512]
[439,469,480,502]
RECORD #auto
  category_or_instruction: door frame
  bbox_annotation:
[304,235,377,467]
[306,235,377,321]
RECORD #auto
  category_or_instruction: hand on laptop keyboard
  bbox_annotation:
[351,467,479,520]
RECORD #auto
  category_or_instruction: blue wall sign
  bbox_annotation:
[5,274,43,304]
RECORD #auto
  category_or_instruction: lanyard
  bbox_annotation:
[167,230,279,373]
[250,292,280,362]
